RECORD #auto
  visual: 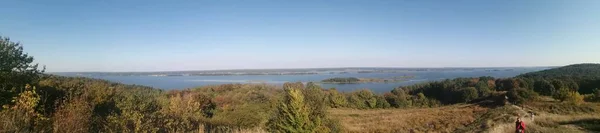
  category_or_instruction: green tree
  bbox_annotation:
[327,88,347,108]
[302,82,328,126]
[553,88,571,102]
[496,79,519,91]
[1,36,44,106]
[351,89,377,109]
[507,88,538,105]
[564,91,584,105]
[461,87,479,102]
[475,81,492,97]
[386,89,410,108]
[375,96,390,108]
[533,80,555,96]
[412,92,429,107]
[267,88,322,133]
[551,80,565,91]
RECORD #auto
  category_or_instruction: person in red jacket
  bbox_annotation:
[515,117,526,133]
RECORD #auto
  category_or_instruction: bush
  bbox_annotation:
[565,92,585,105]
[461,87,479,102]
[327,88,347,108]
[347,89,378,109]
[553,88,571,102]
[0,85,48,132]
[267,88,317,132]
[52,97,93,133]
[475,81,492,97]
[534,80,556,96]
[507,88,538,104]
[375,96,391,108]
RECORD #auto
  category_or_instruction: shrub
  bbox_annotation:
[347,89,377,109]
[386,89,411,108]
[327,88,347,108]
[461,87,479,102]
[267,88,326,133]
[0,85,48,132]
[475,81,492,97]
[52,97,93,133]
[375,96,391,108]
[553,88,571,102]
[564,91,585,105]
[534,80,556,96]
[507,88,538,104]
[594,88,600,101]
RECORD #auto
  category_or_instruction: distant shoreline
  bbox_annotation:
[49,67,551,77]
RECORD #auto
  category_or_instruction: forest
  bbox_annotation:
[2,36,600,132]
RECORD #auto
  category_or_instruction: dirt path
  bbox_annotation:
[488,105,532,133]
[488,104,597,133]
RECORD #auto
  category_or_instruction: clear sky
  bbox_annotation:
[1,0,599,72]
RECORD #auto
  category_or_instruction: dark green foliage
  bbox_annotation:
[461,87,479,102]
[595,89,600,100]
[1,36,45,106]
[475,81,492,97]
[551,80,565,90]
[553,88,571,102]
[398,78,497,105]
[519,64,600,94]
[507,88,538,104]
[534,80,556,96]
[519,64,600,79]
[384,92,409,108]
[375,96,391,108]
[322,77,360,83]
[495,78,519,91]
[584,88,600,102]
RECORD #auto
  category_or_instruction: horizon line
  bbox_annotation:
[47,65,558,73]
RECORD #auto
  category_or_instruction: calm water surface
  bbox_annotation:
[55,68,546,93]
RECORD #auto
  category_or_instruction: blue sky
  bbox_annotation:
[1,0,599,72]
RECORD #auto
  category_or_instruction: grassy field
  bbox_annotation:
[329,104,488,132]
[329,97,600,133]
[493,98,600,133]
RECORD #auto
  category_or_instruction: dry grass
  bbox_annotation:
[489,98,600,133]
[329,104,488,133]
[330,97,600,133]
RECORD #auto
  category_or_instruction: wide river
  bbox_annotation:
[55,68,547,93]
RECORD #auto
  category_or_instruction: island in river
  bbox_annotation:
[321,76,415,84]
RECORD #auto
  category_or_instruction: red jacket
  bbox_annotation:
[516,121,526,133]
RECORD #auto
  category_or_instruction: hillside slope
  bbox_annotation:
[518,63,600,94]
[518,63,600,79]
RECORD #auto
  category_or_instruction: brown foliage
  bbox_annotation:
[52,97,93,133]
